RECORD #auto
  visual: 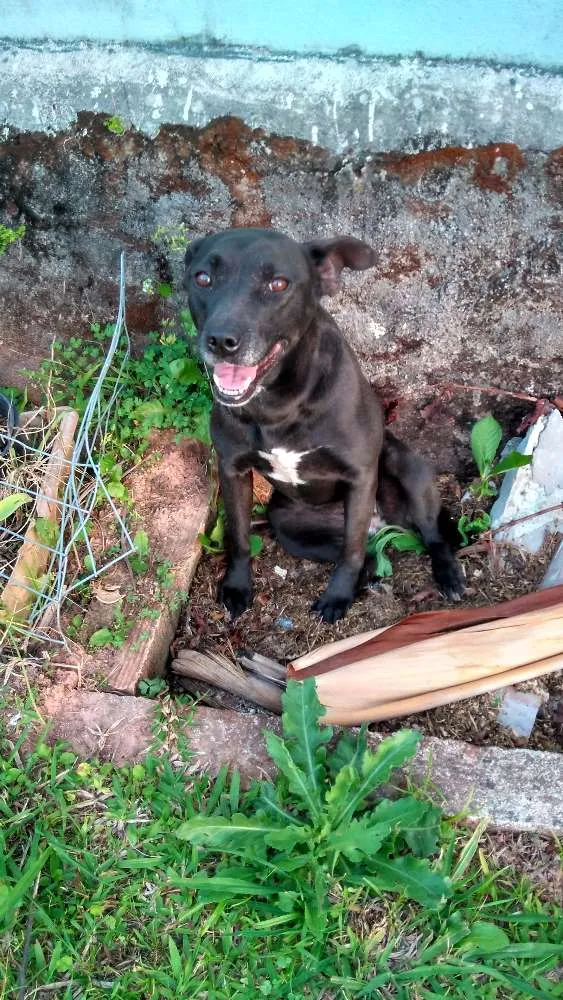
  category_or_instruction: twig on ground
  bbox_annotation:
[438,381,541,404]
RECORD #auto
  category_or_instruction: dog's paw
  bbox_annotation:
[218,570,253,619]
[311,591,353,624]
[432,551,466,603]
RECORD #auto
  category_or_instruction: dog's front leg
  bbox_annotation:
[218,466,254,619]
[312,474,376,624]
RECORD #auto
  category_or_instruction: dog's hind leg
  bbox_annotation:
[267,491,344,563]
[378,432,465,600]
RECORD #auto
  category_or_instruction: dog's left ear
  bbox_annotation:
[302,237,376,296]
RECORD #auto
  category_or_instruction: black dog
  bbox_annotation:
[185,228,464,623]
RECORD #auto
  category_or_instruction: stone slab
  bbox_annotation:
[41,688,157,765]
[189,710,563,834]
[38,694,563,834]
[540,538,563,590]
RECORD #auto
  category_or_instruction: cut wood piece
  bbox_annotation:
[172,648,283,713]
[237,649,286,686]
[290,592,563,725]
[291,583,563,679]
[1,409,79,617]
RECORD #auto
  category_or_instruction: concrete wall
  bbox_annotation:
[1,44,561,151]
[1,115,561,473]
[1,0,562,67]
[0,5,561,467]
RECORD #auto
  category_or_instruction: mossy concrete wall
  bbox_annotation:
[1,111,561,473]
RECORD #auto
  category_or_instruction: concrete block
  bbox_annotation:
[37,694,563,833]
[491,409,563,552]
[41,688,157,765]
[541,539,563,589]
[187,709,563,834]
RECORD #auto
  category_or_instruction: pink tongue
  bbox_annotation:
[213,362,258,391]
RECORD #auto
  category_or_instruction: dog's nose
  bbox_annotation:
[206,332,241,355]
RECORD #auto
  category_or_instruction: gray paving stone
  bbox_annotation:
[38,692,563,833]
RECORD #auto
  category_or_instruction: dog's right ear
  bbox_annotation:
[302,236,376,296]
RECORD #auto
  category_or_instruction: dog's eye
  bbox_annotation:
[194,271,212,288]
[268,276,289,293]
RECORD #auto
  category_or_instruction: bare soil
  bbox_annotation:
[177,500,563,752]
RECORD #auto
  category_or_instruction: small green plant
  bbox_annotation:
[98,454,128,501]
[366,524,426,577]
[458,510,492,546]
[103,116,126,135]
[34,321,212,471]
[469,415,531,499]
[151,223,191,254]
[0,223,25,256]
[138,676,168,698]
[177,679,449,934]
[139,606,161,620]
[88,607,132,649]
[129,529,150,575]
[65,614,84,639]
[199,503,264,557]
[155,559,174,589]
[33,516,59,548]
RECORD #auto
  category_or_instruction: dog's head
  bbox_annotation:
[184,227,375,406]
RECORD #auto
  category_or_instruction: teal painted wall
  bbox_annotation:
[1,0,561,68]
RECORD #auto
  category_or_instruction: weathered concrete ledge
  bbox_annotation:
[38,692,563,834]
[2,43,562,152]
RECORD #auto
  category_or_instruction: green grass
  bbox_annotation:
[1,682,561,1000]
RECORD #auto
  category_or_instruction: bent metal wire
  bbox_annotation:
[0,253,136,649]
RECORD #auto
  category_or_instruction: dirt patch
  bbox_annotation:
[177,503,562,752]
[482,829,562,904]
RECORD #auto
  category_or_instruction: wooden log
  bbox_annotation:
[1,410,79,617]
[172,648,283,713]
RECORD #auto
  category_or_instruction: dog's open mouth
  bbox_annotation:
[212,341,285,402]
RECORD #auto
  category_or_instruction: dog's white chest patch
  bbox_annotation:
[257,448,311,486]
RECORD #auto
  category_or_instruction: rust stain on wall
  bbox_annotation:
[374,244,424,282]
[383,143,526,194]
[545,146,563,204]
[405,197,452,220]
[198,117,271,227]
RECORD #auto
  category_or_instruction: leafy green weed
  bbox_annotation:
[88,607,133,650]
[34,317,212,470]
[469,415,531,499]
[0,223,25,256]
[366,525,426,577]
